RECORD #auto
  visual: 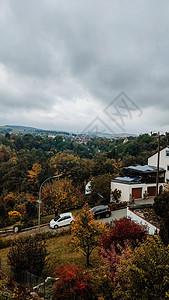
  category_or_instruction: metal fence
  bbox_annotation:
[0,256,11,277]
[0,256,55,299]
[22,270,56,299]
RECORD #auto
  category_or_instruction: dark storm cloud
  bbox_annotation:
[0,0,169,132]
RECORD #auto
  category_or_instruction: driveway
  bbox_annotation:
[101,207,127,224]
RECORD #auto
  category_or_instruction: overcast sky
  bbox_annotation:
[0,0,169,135]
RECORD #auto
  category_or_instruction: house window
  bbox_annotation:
[166,150,169,156]
[167,165,169,171]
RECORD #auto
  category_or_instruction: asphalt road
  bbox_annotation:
[44,208,127,232]
[102,207,127,223]
[2,208,127,238]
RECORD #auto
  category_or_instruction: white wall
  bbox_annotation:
[148,147,169,181]
[111,181,164,202]
[127,207,159,234]
[111,181,130,202]
[85,181,91,194]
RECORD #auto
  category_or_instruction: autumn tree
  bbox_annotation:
[40,182,56,214]
[1,154,32,193]
[8,211,21,223]
[42,178,84,213]
[28,163,42,191]
[50,152,81,183]
[7,236,47,282]
[71,203,105,266]
[3,192,17,211]
[100,217,147,252]
[53,264,92,300]
[113,236,169,299]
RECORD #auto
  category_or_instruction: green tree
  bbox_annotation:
[153,191,169,245]
[88,174,113,205]
[50,152,91,187]
[0,204,7,227]
[114,236,169,300]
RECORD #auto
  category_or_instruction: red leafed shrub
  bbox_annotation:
[53,264,92,300]
[99,243,131,279]
[100,217,148,252]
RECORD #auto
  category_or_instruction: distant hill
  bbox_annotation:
[5,125,42,132]
[0,125,136,139]
[0,125,71,136]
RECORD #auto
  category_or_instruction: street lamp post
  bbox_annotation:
[38,174,62,230]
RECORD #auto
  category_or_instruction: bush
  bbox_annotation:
[7,235,47,282]
[53,264,92,300]
[109,201,127,211]
[0,238,10,249]
[89,266,114,300]
[111,189,121,203]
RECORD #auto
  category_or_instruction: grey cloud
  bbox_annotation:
[0,0,169,132]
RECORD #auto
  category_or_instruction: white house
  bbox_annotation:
[111,165,165,202]
[148,146,169,183]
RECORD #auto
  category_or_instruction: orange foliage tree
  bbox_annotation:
[41,178,84,213]
[3,192,17,210]
[71,203,105,266]
[28,163,42,190]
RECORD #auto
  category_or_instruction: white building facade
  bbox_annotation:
[111,165,165,202]
[148,146,169,182]
[111,178,164,202]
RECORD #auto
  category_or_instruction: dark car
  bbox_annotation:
[90,205,111,219]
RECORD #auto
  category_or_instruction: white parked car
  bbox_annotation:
[50,212,74,229]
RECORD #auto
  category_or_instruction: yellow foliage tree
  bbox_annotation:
[42,178,83,213]
[8,211,21,223]
[71,203,105,266]
[28,163,42,190]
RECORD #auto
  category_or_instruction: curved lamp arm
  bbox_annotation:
[38,174,62,229]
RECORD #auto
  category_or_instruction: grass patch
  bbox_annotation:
[0,246,11,276]
[0,232,102,278]
[43,234,102,277]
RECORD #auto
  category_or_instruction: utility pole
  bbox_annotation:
[156,133,160,196]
